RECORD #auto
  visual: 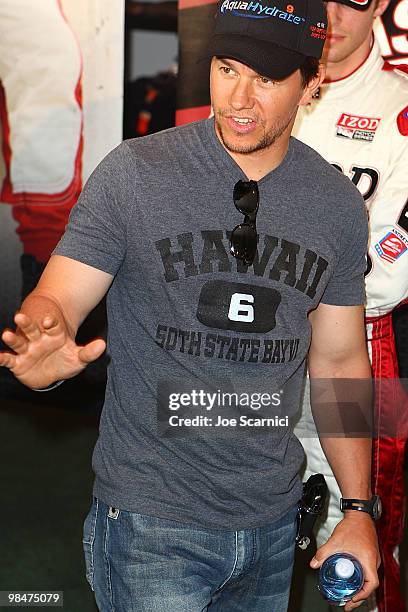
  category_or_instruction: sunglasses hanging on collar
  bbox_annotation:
[230,180,259,266]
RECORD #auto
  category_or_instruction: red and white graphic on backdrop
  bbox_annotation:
[375,0,408,63]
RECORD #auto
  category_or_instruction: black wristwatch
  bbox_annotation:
[340,495,382,521]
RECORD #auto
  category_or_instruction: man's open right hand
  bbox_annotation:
[0,310,106,389]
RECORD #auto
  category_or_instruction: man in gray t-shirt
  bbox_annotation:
[0,1,380,610]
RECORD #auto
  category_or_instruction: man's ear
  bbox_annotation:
[299,62,326,106]
[374,0,391,19]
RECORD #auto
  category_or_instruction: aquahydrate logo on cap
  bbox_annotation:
[220,1,306,24]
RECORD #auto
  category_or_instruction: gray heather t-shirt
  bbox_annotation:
[54,118,367,530]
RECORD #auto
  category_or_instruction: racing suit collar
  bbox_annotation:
[319,38,384,100]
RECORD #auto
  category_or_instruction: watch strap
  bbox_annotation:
[340,498,372,513]
[340,495,381,520]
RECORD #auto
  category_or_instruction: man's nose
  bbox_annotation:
[324,1,343,26]
[229,78,255,110]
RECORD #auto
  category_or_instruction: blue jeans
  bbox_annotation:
[83,498,298,612]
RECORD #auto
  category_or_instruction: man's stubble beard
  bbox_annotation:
[214,109,295,155]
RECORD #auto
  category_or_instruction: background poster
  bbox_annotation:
[176,0,408,123]
[0,0,124,331]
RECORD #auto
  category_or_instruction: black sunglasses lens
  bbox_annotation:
[233,180,259,216]
[230,223,258,264]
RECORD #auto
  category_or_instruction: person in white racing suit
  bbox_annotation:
[293,1,408,611]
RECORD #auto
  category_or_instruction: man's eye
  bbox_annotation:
[220,66,231,74]
[260,76,273,84]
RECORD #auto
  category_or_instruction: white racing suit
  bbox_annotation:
[293,39,408,612]
[0,0,83,262]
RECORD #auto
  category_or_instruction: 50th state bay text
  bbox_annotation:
[155,324,300,364]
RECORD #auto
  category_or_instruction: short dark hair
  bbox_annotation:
[299,57,320,87]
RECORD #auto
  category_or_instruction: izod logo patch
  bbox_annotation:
[336,113,381,143]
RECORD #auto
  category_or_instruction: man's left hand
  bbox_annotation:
[310,512,381,611]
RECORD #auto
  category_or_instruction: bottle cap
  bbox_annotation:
[335,558,355,579]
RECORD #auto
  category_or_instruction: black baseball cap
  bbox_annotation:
[331,0,375,10]
[201,0,328,80]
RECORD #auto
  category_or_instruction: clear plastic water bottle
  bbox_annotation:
[318,552,364,606]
